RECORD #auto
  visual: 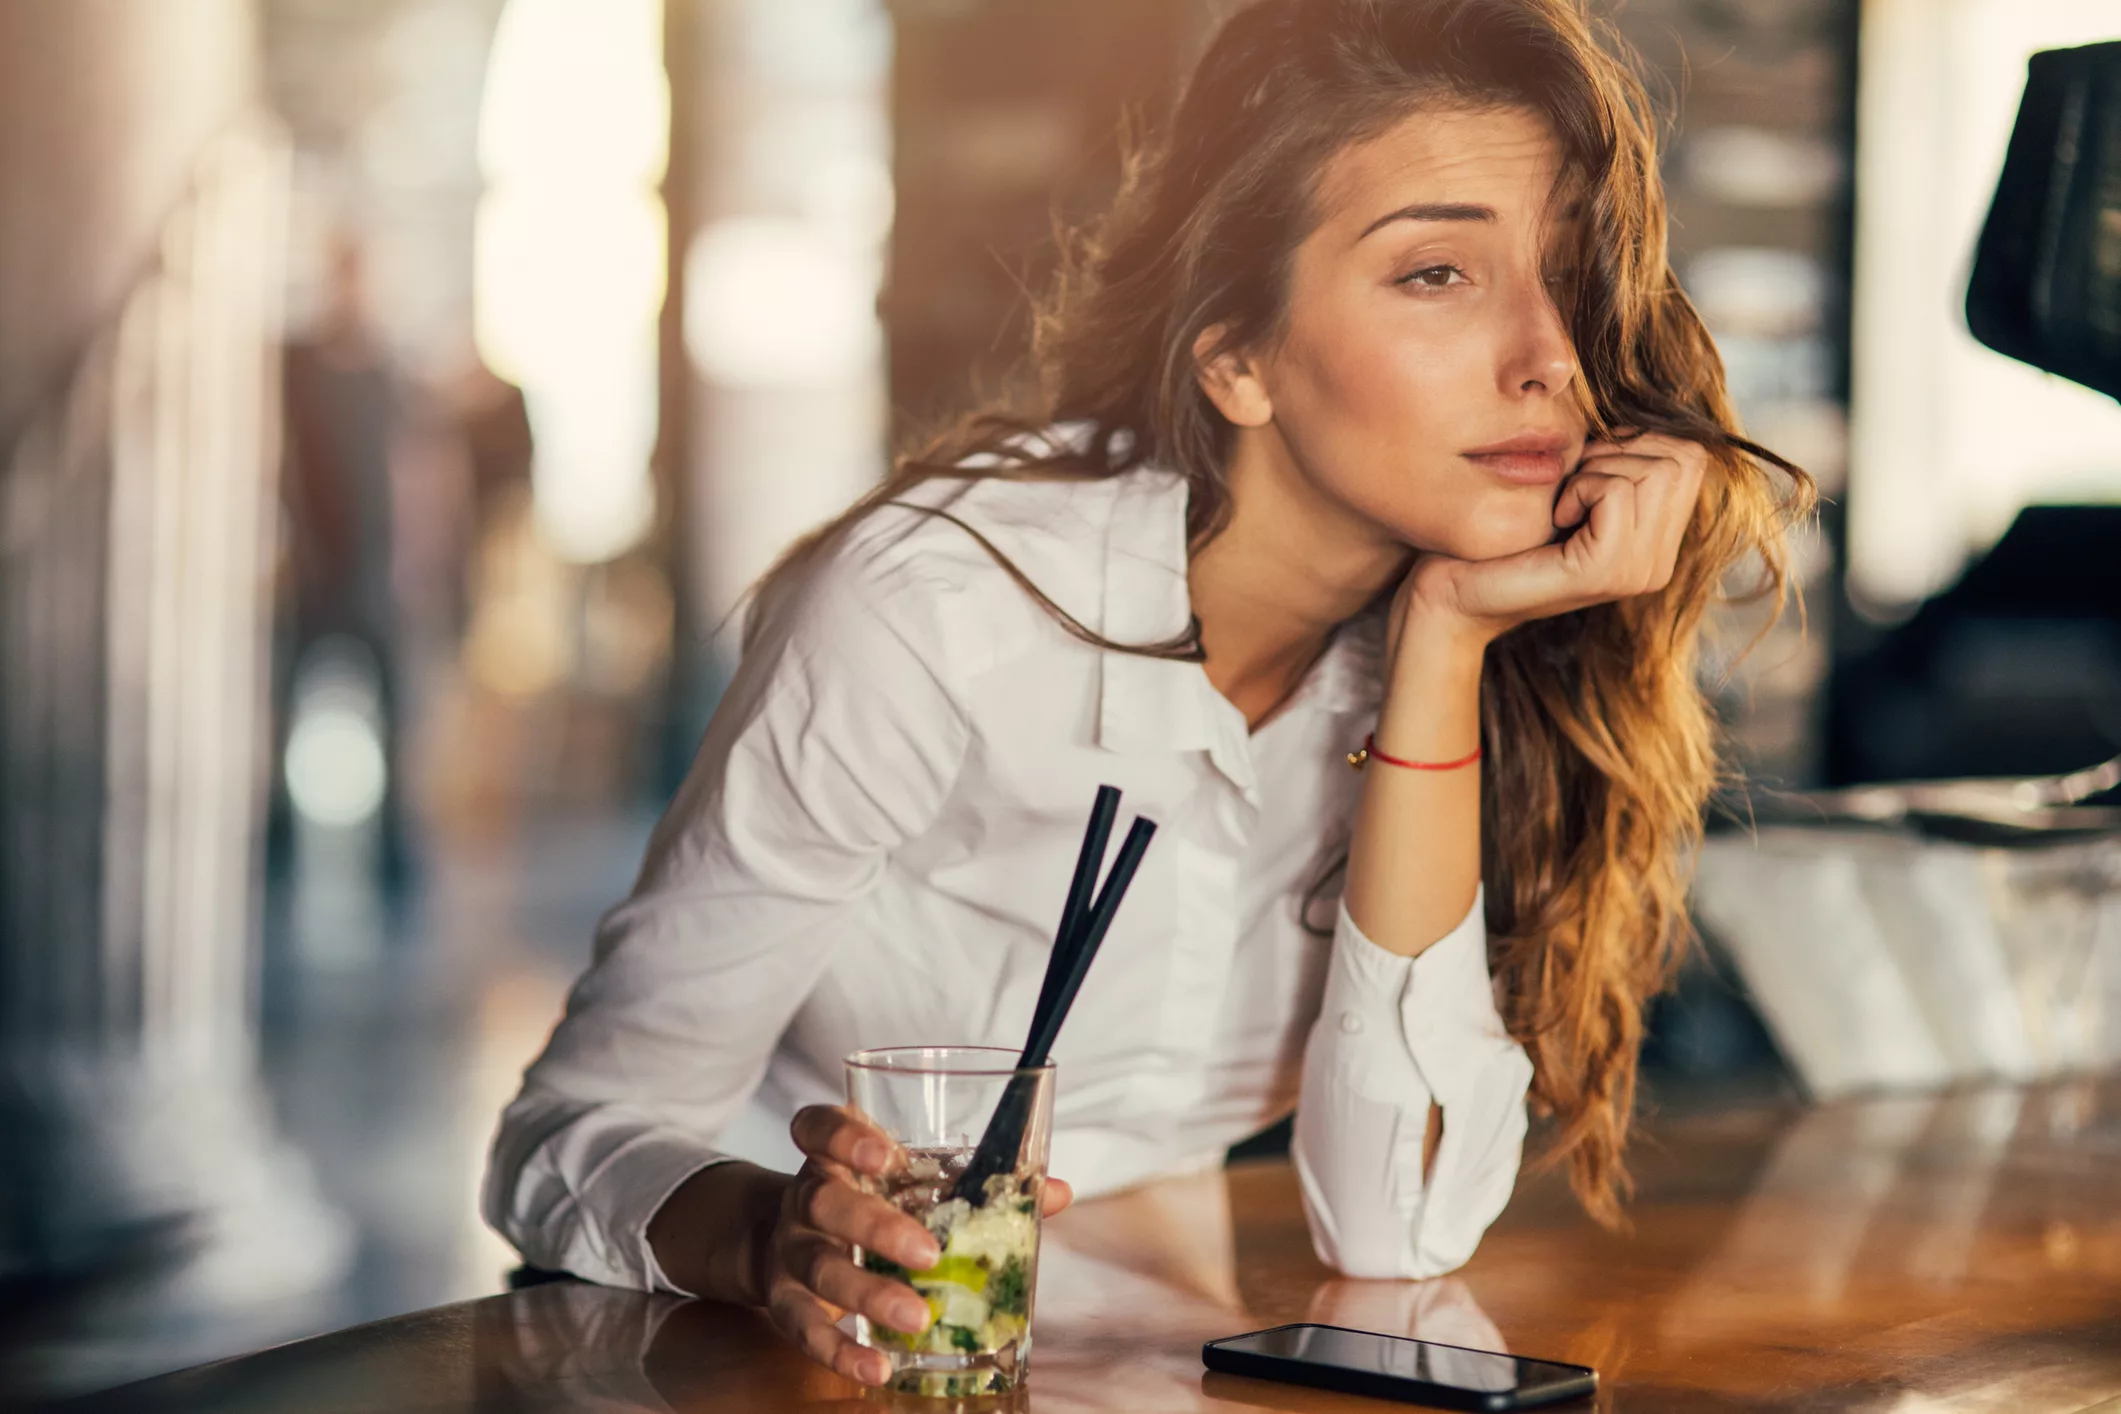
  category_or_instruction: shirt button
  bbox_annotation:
[1338,1011,1364,1035]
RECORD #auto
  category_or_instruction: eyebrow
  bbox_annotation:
[1357,201,1497,240]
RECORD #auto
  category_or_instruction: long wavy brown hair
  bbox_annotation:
[755,0,1813,1225]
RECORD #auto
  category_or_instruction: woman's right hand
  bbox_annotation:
[649,1104,1076,1386]
[759,1105,947,1386]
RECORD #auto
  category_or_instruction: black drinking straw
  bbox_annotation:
[1027,785,1118,1031]
[1016,815,1154,1068]
[952,792,1155,1204]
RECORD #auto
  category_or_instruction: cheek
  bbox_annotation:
[1287,313,1467,445]
[1273,328,1556,559]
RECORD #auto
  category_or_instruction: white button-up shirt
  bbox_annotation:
[483,463,1535,1293]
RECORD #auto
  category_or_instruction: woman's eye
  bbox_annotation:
[1396,263,1468,289]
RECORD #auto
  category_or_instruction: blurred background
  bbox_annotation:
[1,0,2117,1401]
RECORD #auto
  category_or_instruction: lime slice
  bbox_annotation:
[909,1254,989,1291]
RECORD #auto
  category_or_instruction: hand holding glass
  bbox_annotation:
[845,1046,1057,1398]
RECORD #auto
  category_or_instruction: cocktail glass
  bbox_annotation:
[844,1045,1055,1398]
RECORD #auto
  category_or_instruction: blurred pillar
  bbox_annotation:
[0,0,348,1322]
[663,0,895,722]
[657,0,708,787]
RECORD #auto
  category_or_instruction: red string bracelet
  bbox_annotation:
[1345,733,1482,772]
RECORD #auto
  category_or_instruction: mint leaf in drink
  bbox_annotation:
[990,1255,1029,1316]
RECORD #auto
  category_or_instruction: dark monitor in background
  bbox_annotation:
[1967,39,2121,404]
[1829,40,2121,789]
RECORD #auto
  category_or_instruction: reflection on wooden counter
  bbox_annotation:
[71,1078,2121,1412]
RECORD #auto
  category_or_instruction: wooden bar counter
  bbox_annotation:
[72,1078,2121,1412]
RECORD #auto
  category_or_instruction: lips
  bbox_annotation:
[1462,432,1573,487]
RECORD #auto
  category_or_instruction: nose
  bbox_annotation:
[1501,282,1579,398]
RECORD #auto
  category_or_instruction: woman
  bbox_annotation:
[483,0,1810,1387]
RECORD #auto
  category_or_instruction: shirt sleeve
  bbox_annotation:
[480,537,970,1294]
[1290,888,1535,1279]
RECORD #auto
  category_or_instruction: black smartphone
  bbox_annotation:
[1202,1322,1596,1411]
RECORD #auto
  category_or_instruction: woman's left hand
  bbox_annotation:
[1403,431,1708,643]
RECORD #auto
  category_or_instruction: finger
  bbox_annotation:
[768,1279,893,1386]
[1612,432,1707,483]
[1577,431,1705,481]
[1574,446,1663,482]
[1622,449,1708,585]
[1469,486,1636,617]
[1440,474,1678,624]
[783,1227,934,1335]
[790,1105,899,1179]
[800,1171,942,1269]
[1585,428,1683,457]
[1570,438,1705,585]
[1578,428,1683,464]
[1041,1176,1074,1216]
[1638,469,1702,583]
[1561,474,1647,595]
[1554,470,1624,533]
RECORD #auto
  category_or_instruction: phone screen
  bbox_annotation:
[1210,1324,1591,1399]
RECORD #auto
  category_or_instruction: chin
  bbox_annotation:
[1413,504,1556,562]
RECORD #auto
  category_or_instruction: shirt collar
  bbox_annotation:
[1092,468,1385,797]
[1095,467,1224,760]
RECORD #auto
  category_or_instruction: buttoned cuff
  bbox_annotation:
[571,1130,731,1295]
[1321,890,1499,1106]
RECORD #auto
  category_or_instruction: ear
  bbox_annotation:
[1192,324,1274,427]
